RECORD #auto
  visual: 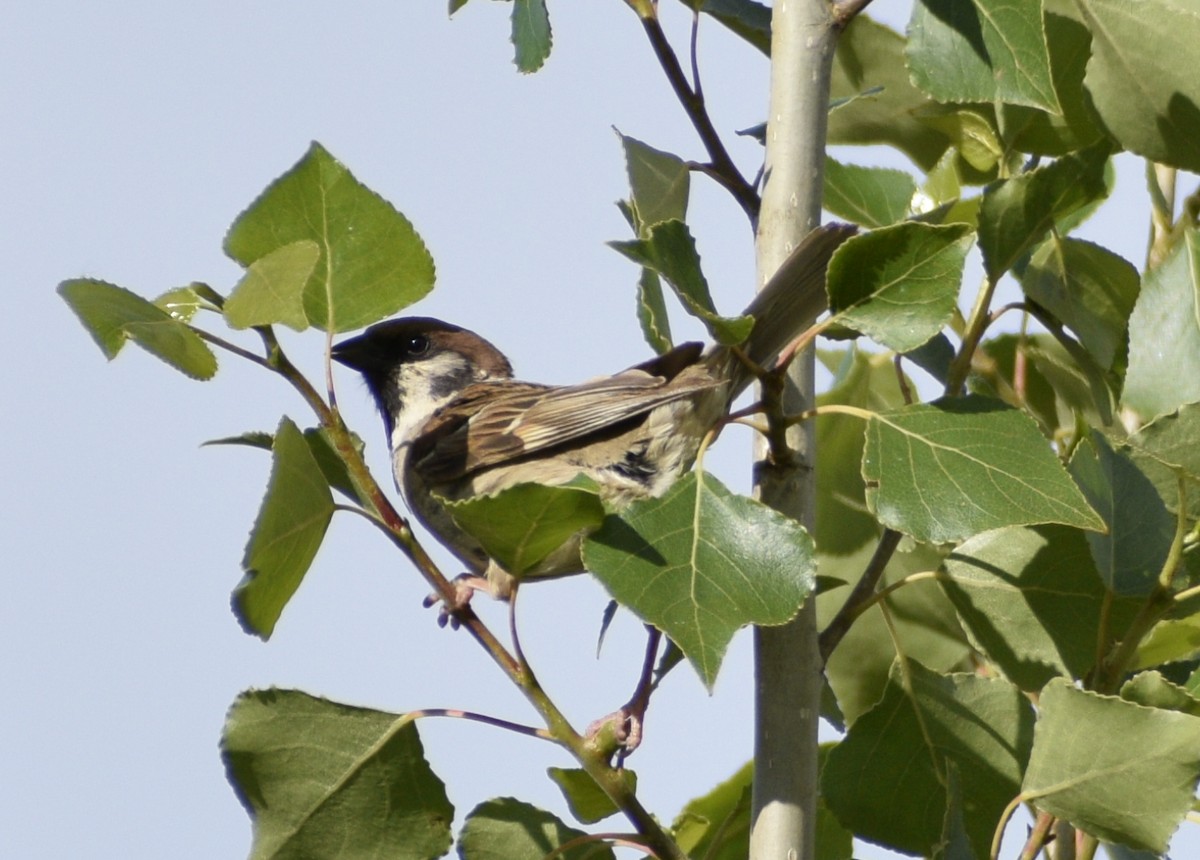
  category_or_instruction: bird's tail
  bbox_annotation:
[733,223,857,393]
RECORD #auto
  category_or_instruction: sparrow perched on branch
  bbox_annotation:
[332,224,853,601]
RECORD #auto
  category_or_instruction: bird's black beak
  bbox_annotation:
[330,334,372,371]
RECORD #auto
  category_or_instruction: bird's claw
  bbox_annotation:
[423,574,489,629]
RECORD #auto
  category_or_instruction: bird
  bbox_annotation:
[332,224,854,605]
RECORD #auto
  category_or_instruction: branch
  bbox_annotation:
[819,529,904,662]
[635,12,761,222]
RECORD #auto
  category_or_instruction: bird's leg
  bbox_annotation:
[586,625,662,760]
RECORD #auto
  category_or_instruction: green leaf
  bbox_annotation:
[1019,236,1139,371]
[1122,671,1200,717]
[1023,679,1200,853]
[1068,434,1174,597]
[1124,229,1200,419]
[943,525,1142,691]
[907,0,1060,111]
[822,158,916,228]
[221,689,453,860]
[999,12,1106,156]
[610,220,753,345]
[458,798,613,860]
[1129,403,1200,480]
[635,267,674,354]
[224,239,321,331]
[913,104,1006,175]
[829,16,949,171]
[546,768,636,825]
[815,349,911,554]
[1077,0,1200,172]
[154,282,223,321]
[511,0,552,74]
[976,146,1110,282]
[1136,616,1200,670]
[225,142,435,333]
[443,482,605,578]
[233,417,336,639]
[826,222,973,352]
[863,396,1105,543]
[584,471,816,689]
[58,278,218,380]
[619,133,689,232]
[823,662,1034,859]
[694,0,770,55]
[819,541,969,725]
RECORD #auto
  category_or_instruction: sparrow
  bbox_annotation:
[332,224,854,602]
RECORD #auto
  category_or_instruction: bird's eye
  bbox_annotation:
[403,334,430,357]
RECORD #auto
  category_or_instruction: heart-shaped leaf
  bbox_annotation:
[225,142,435,333]
[584,471,815,689]
[59,278,217,380]
[221,689,453,860]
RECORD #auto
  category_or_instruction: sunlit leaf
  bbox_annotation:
[225,142,435,333]
[827,222,972,352]
[59,278,217,380]
[863,396,1104,543]
[1077,0,1200,172]
[977,145,1109,282]
[233,417,336,639]
[546,768,636,825]
[908,0,1060,111]
[458,798,613,860]
[822,158,916,228]
[584,471,815,689]
[1024,679,1200,853]
[512,0,552,73]
[444,482,605,578]
[224,239,320,331]
[620,133,689,231]
[221,689,453,860]
[610,220,752,345]
[1124,229,1200,419]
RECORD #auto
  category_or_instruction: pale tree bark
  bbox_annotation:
[750,1,840,858]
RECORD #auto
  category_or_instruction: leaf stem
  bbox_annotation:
[402,708,555,741]
[1094,474,1190,692]
[945,276,1001,395]
[1017,810,1056,860]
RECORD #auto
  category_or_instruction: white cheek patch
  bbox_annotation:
[388,352,472,451]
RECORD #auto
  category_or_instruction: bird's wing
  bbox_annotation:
[413,355,724,483]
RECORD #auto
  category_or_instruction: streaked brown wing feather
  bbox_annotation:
[414,366,724,483]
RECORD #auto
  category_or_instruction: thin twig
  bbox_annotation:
[636,14,760,222]
[819,529,904,662]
